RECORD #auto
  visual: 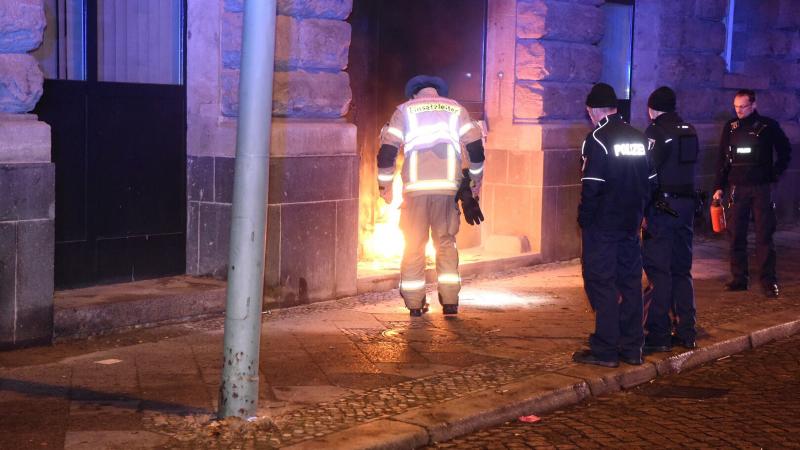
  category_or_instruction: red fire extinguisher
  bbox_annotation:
[710,198,726,233]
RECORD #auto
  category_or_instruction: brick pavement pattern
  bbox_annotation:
[0,229,799,448]
[429,333,800,449]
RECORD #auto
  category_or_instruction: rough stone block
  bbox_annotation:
[694,0,727,20]
[271,119,356,157]
[0,113,50,163]
[273,70,351,117]
[514,81,592,121]
[756,89,800,121]
[221,11,242,69]
[516,40,601,83]
[661,17,725,54]
[763,61,800,89]
[0,0,45,53]
[660,0,696,17]
[722,73,770,91]
[658,53,725,86]
[675,88,731,122]
[777,0,800,29]
[541,185,581,261]
[222,69,352,118]
[272,201,337,304]
[187,156,213,202]
[335,198,357,296]
[212,156,234,204]
[790,32,800,58]
[0,54,44,113]
[277,0,353,19]
[517,0,603,44]
[275,16,351,71]
[744,0,781,30]
[0,222,15,343]
[197,202,231,278]
[224,0,243,12]
[268,155,357,204]
[746,30,794,58]
[224,15,351,71]
[0,163,54,221]
[14,218,54,345]
[186,201,199,274]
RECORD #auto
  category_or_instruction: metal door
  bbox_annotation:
[33,0,186,288]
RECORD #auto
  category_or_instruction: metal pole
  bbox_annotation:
[218,0,277,419]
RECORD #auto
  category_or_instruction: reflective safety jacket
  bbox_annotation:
[377,88,484,196]
[579,114,656,233]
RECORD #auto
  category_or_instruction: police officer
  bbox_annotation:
[713,89,792,298]
[573,83,655,367]
[376,75,485,316]
[641,87,698,353]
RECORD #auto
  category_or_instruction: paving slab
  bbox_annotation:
[1,229,800,449]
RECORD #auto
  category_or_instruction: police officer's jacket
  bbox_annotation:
[579,114,655,233]
[645,112,699,196]
[376,88,485,197]
[714,110,792,190]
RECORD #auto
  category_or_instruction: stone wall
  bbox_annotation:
[484,0,800,265]
[186,0,357,307]
[0,0,54,349]
[484,0,602,262]
[631,0,800,226]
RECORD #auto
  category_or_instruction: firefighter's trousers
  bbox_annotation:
[399,194,461,309]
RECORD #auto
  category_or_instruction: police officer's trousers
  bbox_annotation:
[728,184,777,287]
[399,194,461,309]
[642,197,696,346]
[581,227,644,361]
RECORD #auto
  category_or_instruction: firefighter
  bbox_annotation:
[376,75,485,316]
[713,89,792,298]
[641,87,698,353]
[573,83,655,367]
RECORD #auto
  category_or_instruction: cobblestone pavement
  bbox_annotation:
[428,333,800,449]
[1,230,799,449]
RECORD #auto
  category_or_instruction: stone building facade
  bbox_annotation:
[186,0,358,307]
[1,0,798,348]
[0,0,54,349]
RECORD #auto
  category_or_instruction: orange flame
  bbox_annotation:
[360,176,435,270]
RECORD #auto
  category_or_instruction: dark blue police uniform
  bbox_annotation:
[714,111,791,293]
[643,112,698,348]
[579,114,655,363]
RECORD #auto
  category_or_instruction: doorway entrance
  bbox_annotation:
[32,0,187,289]
[349,0,488,273]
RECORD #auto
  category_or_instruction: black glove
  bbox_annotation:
[461,195,484,225]
[456,169,484,225]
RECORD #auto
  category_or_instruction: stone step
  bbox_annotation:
[54,252,543,340]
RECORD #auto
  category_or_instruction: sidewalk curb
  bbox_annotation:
[287,316,800,449]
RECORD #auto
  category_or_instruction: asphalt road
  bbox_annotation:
[427,333,800,449]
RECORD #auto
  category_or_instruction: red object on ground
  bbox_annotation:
[518,415,541,423]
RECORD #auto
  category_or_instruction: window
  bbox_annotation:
[598,0,634,121]
[97,0,184,84]
[32,0,184,85]
[33,0,86,80]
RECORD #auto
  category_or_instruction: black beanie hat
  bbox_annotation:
[585,83,617,108]
[647,86,676,112]
[404,75,449,99]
